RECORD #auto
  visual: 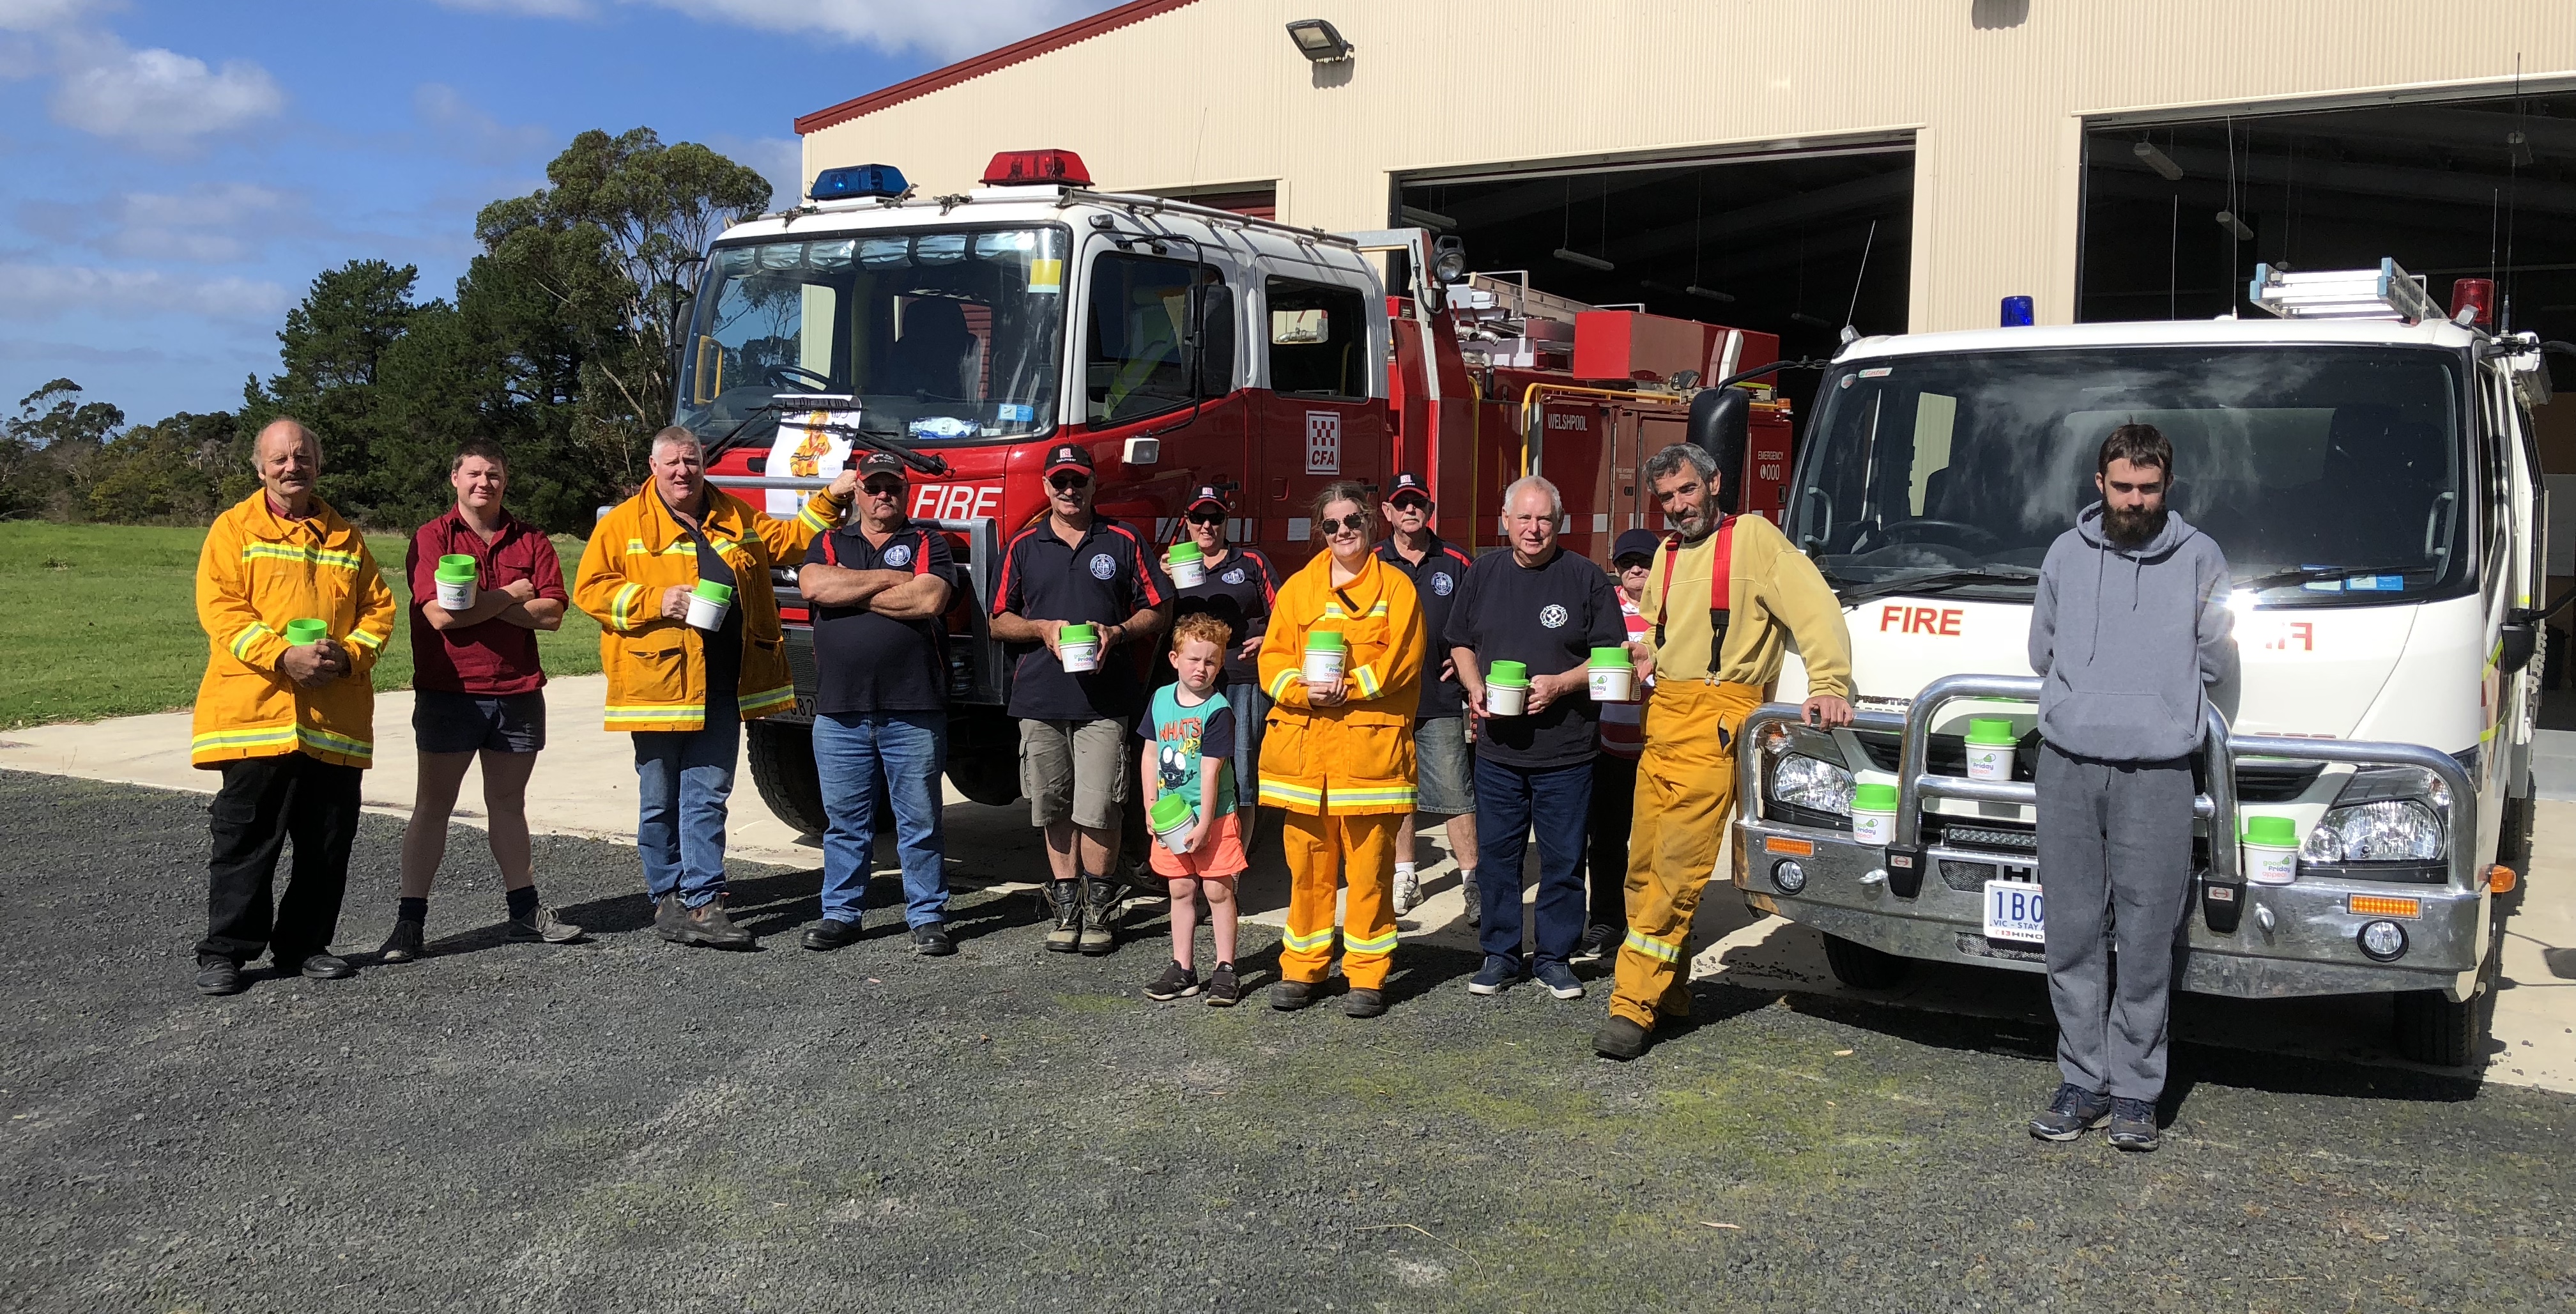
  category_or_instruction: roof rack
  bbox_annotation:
[2247,259,2442,323]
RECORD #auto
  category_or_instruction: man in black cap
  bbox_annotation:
[796,451,958,956]
[1572,529,1660,961]
[1374,472,1478,919]
[1167,483,1279,838]
[990,443,1170,954]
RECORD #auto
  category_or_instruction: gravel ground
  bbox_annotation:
[2,769,2570,1313]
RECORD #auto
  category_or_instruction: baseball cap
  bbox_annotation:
[1612,529,1663,564]
[1041,444,1094,478]
[853,451,905,479]
[1186,484,1229,513]
[1385,472,1431,502]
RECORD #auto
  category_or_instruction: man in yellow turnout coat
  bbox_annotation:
[190,419,397,995]
[1257,484,1424,1017]
[575,427,855,948]
[1595,442,1855,1060]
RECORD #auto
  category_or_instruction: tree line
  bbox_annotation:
[0,128,771,534]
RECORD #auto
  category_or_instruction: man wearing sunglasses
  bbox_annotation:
[1167,484,1279,840]
[1372,473,1478,920]
[796,451,958,957]
[990,443,1170,954]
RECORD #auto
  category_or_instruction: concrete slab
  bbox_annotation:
[2532,728,2576,802]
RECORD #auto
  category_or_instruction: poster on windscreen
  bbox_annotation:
[767,410,850,520]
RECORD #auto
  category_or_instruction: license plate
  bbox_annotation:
[793,694,816,718]
[1982,879,2046,944]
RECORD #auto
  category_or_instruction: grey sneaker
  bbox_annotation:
[2107,1097,2161,1152]
[1043,880,1082,954]
[507,906,583,943]
[1392,868,1421,915]
[377,918,425,963]
[1078,876,1120,955]
[1460,872,1481,928]
[2028,1083,2114,1142]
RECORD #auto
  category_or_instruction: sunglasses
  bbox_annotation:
[861,479,905,498]
[1316,513,1369,536]
[1617,558,1653,571]
[1048,474,1091,491]
[1388,497,1431,513]
[1186,510,1227,525]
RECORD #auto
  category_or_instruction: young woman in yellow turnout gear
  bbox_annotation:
[1256,483,1425,1018]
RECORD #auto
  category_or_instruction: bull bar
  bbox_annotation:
[1731,674,2490,1003]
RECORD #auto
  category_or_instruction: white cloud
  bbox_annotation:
[427,0,592,15]
[413,82,551,165]
[707,133,801,208]
[0,261,293,321]
[638,0,1094,59]
[48,41,284,150]
[31,183,298,262]
[0,0,118,33]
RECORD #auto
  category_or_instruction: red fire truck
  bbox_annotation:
[672,149,1798,832]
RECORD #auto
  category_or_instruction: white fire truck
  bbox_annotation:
[1732,261,2552,1067]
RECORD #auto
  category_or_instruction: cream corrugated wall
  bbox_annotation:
[802,1,2576,331]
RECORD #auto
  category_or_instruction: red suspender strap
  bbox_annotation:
[1650,518,1736,670]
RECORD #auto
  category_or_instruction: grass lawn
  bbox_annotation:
[0,522,602,729]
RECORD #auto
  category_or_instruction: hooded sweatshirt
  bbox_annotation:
[2028,502,2235,762]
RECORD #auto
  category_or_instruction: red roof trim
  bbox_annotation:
[794,0,1199,136]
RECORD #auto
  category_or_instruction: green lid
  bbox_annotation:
[434,560,477,582]
[1168,542,1203,562]
[1851,782,1899,812]
[1589,646,1633,668]
[1305,630,1347,652]
[1965,717,2018,746]
[1058,622,1098,642]
[438,553,476,571]
[691,580,734,604]
[284,618,328,645]
[2241,814,2297,847]
[1149,793,1194,830]
[1488,660,1528,686]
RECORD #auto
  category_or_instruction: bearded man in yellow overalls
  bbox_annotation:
[1595,440,1855,1060]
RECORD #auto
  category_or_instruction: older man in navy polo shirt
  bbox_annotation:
[990,443,1170,955]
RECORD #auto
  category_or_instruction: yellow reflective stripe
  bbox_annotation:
[624,539,648,556]
[1367,601,1388,617]
[1332,784,1415,805]
[1342,927,1399,955]
[1351,664,1383,699]
[604,702,703,723]
[1266,669,1302,700]
[297,725,372,759]
[1280,925,1338,951]
[191,723,299,753]
[227,622,274,661]
[738,684,795,714]
[610,584,643,630]
[241,543,362,570]
[1259,778,1324,806]
[797,500,833,533]
[345,629,384,651]
[659,542,695,557]
[1322,603,1346,619]
[1623,929,1683,964]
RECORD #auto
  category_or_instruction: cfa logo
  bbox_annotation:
[1430,573,1453,597]
[883,543,913,568]
[1222,568,1246,585]
[1089,553,1117,580]
[1540,603,1569,628]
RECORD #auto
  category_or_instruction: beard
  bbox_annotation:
[2102,502,2167,548]
[1667,502,1716,539]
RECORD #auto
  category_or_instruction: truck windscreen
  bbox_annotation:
[1791,345,2468,607]
[673,225,1068,451]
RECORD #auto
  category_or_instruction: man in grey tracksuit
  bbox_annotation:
[2025,423,2233,1152]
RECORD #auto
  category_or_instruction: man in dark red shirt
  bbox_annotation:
[379,440,581,961]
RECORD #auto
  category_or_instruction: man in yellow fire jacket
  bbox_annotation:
[191,419,397,996]
[1595,441,1854,1060]
[575,426,854,949]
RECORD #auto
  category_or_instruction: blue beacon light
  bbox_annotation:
[809,164,910,201]
[2000,295,2035,327]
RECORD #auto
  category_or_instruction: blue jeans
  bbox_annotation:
[1229,682,1268,823]
[1472,755,1594,971]
[815,709,950,929]
[632,702,741,908]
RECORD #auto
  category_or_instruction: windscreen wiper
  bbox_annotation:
[2235,564,2423,591]
[1831,565,2041,607]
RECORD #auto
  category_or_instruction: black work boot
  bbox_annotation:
[1043,879,1083,954]
[1078,875,1120,955]
[377,918,425,964]
[1593,1016,1650,1061]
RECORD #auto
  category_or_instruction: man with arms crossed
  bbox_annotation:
[1595,441,1853,1060]
[990,442,1169,955]
[381,439,579,962]
[191,419,397,994]
[796,451,958,957]
[2027,424,2232,1153]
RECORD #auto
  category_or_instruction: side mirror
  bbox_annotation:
[1688,387,1750,514]
[2500,612,2542,676]
[1192,282,1236,398]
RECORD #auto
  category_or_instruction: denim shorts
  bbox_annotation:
[413,689,546,755]
[1413,714,1475,816]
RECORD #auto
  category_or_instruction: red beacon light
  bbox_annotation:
[982,148,1092,188]
[2449,277,2495,328]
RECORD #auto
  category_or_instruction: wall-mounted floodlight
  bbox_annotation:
[1430,236,1468,283]
[2131,140,2184,181]
[1285,19,1353,62]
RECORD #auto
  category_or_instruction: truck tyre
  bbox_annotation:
[942,709,1023,807]
[746,719,829,837]
[2392,989,2478,1068]
[1821,932,1909,990]
[2499,791,2534,865]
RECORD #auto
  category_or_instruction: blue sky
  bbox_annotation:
[0,0,1112,427]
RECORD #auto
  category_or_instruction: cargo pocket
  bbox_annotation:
[1259,716,1307,782]
[622,634,691,706]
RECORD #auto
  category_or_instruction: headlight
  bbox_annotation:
[1768,754,1855,815]
[2356,919,2408,961]
[2300,800,2444,863]
[1771,859,1807,893]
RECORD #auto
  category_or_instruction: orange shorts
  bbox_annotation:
[1147,809,1248,879]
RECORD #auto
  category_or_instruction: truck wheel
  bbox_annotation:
[944,754,1020,807]
[746,720,829,837]
[2392,989,2479,1067]
[2500,792,2534,865]
[1821,932,1909,990]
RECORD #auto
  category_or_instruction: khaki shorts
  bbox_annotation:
[1019,717,1133,829]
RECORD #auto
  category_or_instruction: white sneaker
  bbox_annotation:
[1392,868,1421,915]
